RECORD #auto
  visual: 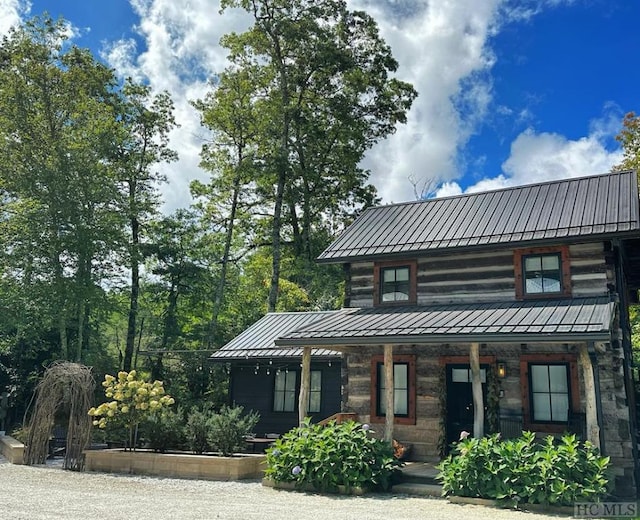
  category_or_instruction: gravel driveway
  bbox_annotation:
[1,457,569,520]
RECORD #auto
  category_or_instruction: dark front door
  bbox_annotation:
[445,364,488,447]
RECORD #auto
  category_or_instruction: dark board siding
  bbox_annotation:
[229,362,342,437]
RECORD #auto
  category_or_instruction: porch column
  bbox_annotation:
[469,342,484,438]
[578,343,600,450]
[298,346,311,426]
[383,344,394,443]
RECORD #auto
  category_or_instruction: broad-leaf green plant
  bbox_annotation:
[265,419,400,492]
[437,431,609,506]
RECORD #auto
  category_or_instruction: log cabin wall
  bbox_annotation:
[341,342,624,461]
[347,242,609,307]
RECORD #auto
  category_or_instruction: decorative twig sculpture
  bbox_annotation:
[24,362,95,470]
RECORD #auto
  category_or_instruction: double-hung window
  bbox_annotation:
[374,260,417,305]
[514,247,570,299]
[520,354,578,432]
[273,370,297,412]
[529,364,570,423]
[377,362,409,416]
[308,370,322,413]
[523,253,562,295]
[370,355,416,425]
[273,370,322,413]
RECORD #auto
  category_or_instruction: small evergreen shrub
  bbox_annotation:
[207,404,259,457]
[437,431,609,506]
[145,407,185,453]
[185,407,212,454]
[264,419,401,492]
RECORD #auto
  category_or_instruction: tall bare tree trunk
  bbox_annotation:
[470,342,484,438]
[384,344,395,443]
[578,343,600,449]
[299,347,311,426]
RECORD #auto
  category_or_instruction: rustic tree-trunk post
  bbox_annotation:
[384,344,395,443]
[470,342,484,438]
[578,343,600,449]
[298,346,311,426]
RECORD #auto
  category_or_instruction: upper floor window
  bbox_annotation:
[514,247,570,299]
[524,253,561,294]
[374,260,417,306]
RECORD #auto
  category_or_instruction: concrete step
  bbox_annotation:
[399,462,440,485]
[392,482,443,497]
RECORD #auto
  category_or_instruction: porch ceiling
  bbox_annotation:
[273,297,615,348]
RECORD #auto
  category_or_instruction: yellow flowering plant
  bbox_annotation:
[88,370,175,450]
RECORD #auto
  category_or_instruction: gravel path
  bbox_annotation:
[0,457,569,520]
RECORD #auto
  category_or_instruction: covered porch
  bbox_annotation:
[274,297,616,459]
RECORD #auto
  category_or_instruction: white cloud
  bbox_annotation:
[349,0,503,203]
[1,0,623,211]
[0,0,28,36]
[442,115,623,196]
[103,0,253,212]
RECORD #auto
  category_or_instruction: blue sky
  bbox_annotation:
[1,0,638,209]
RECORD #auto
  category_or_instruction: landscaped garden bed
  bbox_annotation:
[84,448,266,480]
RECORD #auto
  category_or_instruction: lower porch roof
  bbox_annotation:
[273,296,615,347]
[211,310,342,362]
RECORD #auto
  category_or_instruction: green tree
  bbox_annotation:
[615,111,640,173]
[0,16,121,361]
[192,67,262,347]
[218,0,417,312]
[111,81,178,371]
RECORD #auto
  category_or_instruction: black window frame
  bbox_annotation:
[528,362,571,424]
[376,361,410,418]
[522,252,563,296]
[273,369,297,413]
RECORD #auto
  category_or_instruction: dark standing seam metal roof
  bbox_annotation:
[273,297,615,347]
[318,171,640,262]
[210,311,342,361]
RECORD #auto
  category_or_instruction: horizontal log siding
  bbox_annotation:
[343,343,592,460]
[346,242,608,307]
[569,243,608,297]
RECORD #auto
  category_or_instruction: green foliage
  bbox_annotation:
[145,407,186,453]
[615,112,640,173]
[264,419,401,492]
[207,405,260,457]
[185,407,212,454]
[437,432,610,506]
[88,371,175,450]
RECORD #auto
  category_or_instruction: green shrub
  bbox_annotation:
[264,419,401,492]
[207,404,259,457]
[145,407,185,453]
[185,407,212,454]
[436,431,609,506]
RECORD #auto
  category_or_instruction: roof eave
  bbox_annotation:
[275,331,612,348]
[209,353,341,363]
[316,229,640,264]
